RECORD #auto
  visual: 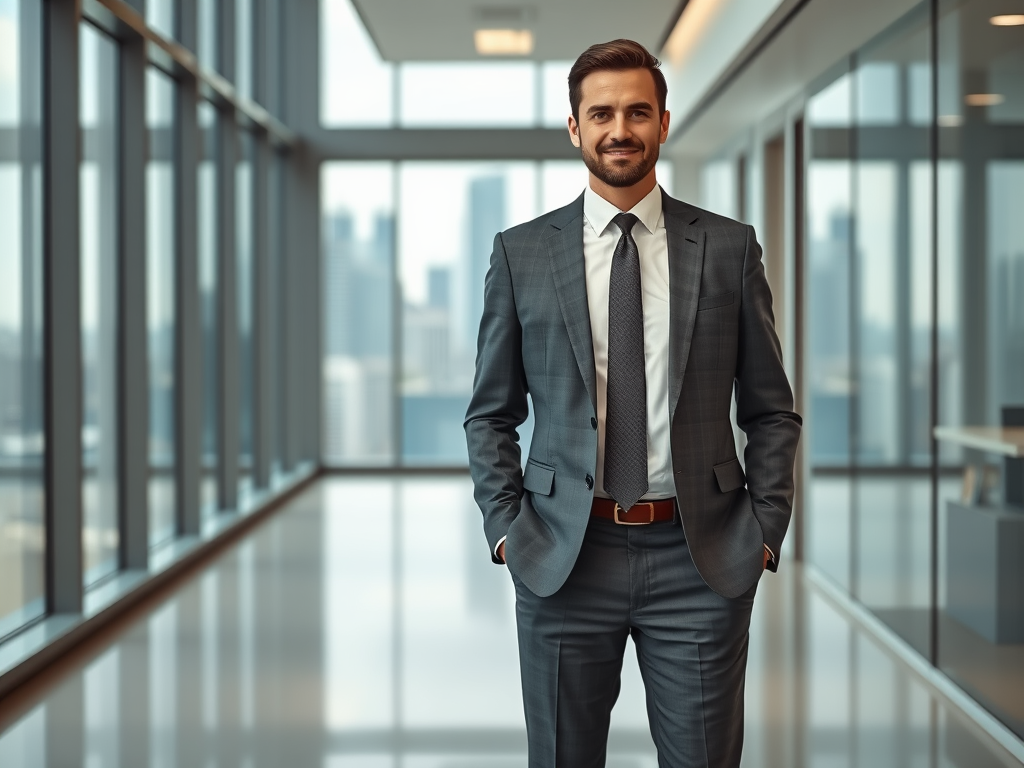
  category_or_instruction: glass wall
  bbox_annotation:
[80,22,120,586]
[0,0,45,638]
[851,9,933,656]
[0,0,308,675]
[147,67,177,547]
[198,102,220,517]
[790,0,1024,742]
[935,0,1024,740]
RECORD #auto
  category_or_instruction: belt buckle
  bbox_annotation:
[613,502,655,525]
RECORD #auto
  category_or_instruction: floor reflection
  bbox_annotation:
[0,475,1020,767]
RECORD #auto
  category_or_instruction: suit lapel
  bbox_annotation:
[547,197,598,411]
[663,196,705,422]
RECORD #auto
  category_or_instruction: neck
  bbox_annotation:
[588,170,658,212]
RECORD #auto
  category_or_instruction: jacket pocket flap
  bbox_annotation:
[713,458,746,493]
[697,291,735,311]
[523,460,554,496]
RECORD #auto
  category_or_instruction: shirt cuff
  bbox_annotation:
[494,535,507,562]
[764,543,776,564]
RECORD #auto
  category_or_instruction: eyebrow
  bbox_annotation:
[586,101,655,115]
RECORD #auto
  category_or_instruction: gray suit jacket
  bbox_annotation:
[464,190,801,599]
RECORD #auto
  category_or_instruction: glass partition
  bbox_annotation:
[851,7,933,656]
[936,0,1024,740]
[0,0,45,638]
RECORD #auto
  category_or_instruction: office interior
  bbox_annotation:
[0,0,1023,765]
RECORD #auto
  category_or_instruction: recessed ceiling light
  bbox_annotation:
[474,29,533,55]
[965,93,1005,106]
[990,14,1024,25]
[938,114,963,127]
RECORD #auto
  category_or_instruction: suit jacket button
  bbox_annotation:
[590,417,597,429]
[585,474,594,490]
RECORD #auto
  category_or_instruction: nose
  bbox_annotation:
[608,113,632,142]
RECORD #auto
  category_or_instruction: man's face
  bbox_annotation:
[568,68,670,189]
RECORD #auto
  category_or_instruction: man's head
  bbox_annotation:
[567,40,670,192]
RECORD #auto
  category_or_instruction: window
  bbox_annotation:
[80,23,120,585]
[0,0,45,637]
[198,102,220,517]
[147,67,177,547]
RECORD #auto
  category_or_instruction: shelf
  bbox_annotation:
[933,426,1024,458]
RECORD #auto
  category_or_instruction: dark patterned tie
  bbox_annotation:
[603,212,648,511]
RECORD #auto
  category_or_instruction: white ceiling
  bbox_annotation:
[350,0,683,61]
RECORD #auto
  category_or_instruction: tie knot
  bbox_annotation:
[613,212,639,238]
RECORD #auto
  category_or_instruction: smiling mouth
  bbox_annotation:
[601,145,642,158]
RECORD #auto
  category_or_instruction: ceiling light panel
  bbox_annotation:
[474,28,534,55]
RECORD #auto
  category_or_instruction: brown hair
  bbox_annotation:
[568,39,668,121]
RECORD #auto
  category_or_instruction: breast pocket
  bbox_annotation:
[523,458,554,496]
[697,291,735,312]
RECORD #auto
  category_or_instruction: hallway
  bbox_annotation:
[0,476,1019,767]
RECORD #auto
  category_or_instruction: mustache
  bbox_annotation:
[600,139,644,152]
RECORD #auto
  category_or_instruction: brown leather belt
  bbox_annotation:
[591,497,676,525]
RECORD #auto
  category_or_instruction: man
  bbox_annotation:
[465,39,801,768]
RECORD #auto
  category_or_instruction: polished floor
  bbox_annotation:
[0,475,1021,767]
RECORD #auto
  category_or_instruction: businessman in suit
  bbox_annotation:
[465,39,801,768]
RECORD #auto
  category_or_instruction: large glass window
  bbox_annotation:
[321,163,395,464]
[236,130,254,505]
[320,0,393,127]
[399,163,539,464]
[936,0,1024,741]
[399,63,536,127]
[0,0,45,638]
[198,102,220,517]
[147,67,177,547]
[80,23,120,586]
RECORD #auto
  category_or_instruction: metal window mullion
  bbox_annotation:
[218,116,239,510]
[119,31,149,569]
[220,0,236,85]
[252,137,270,488]
[252,0,266,106]
[44,0,84,614]
[307,153,322,465]
[177,65,201,534]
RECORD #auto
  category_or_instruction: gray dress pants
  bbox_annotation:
[510,514,758,768]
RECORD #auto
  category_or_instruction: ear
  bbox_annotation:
[659,110,671,144]
[567,115,581,148]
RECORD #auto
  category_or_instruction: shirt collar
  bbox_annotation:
[584,183,663,238]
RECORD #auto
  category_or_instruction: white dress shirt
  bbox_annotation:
[583,184,675,500]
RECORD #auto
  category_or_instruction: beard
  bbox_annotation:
[580,137,659,188]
